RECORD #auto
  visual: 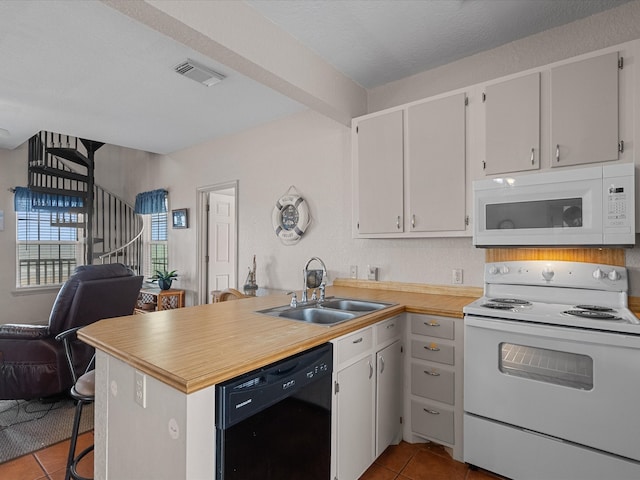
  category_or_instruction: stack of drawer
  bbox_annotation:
[408,313,460,448]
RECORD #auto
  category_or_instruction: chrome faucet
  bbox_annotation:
[302,257,327,303]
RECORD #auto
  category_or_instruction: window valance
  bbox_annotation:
[13,186,85,213]
[134,189,168,214]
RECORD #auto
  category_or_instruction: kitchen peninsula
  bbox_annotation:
[79,281,478,479]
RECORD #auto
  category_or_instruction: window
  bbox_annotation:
[134,188,169,279]
[499,342,593,390]
[143,212,168,278]
[16,211,82,287]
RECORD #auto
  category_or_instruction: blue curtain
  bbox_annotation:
[134,189,168,214]
[13,186,85,212]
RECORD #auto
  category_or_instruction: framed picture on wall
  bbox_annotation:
[172,208,188,229]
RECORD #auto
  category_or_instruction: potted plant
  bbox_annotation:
[152,269,178,290]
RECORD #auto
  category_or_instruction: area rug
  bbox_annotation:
[0,398,93,464]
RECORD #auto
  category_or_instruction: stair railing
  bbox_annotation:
[93,184,143,274]
[98,223,144,271]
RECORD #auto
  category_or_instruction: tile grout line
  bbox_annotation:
[32,452,49,479]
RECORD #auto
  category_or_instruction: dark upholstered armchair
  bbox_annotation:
[0,263,143,400]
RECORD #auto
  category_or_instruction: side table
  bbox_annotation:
[136,288,185,313]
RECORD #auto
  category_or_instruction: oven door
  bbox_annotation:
[464,315,640,462]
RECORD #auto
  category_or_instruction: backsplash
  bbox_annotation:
[485,248,625,266]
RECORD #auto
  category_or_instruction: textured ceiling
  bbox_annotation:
[0,0,632,154]
[247,0,632,88]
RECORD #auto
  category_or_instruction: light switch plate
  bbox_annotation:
[367,265,378,281]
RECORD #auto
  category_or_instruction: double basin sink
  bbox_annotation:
[257,297,394,326]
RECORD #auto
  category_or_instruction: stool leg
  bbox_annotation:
[65,399,86,480]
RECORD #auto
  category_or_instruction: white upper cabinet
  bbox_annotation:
[355,110,404,234]
[353,92,467,238]
[407,93,466,232]
[484,72,540,175]
[353,40,636,238]
[551,51,620,167]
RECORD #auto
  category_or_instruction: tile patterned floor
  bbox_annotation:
[0,434,504,480]
[0,431,93,480]
[359,441,505,480]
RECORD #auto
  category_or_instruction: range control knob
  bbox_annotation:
[593,268,605,280]
[488,265,499,275]
[499,265,510,274]
[608,270,621,281]
[542,268,554,281]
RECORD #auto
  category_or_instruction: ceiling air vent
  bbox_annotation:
[174,59,225,87]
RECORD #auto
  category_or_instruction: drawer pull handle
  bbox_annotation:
[424,344,440,352]
[386,323,395,329]
[352,337,363,344]
[423,408,440,415]
[424,370,440,376]
[425,321,440,327]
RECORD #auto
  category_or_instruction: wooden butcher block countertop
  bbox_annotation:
[78,279,481,395]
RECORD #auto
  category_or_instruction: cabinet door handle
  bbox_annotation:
[411,214,416,228]
[530,147,535,165]
[556,144,560,162]
[424,344,440,352]
[424,321,440,327]
[424,370,440,376]
[423,408,440,415]
[396,216,401,229]
[352,337,363,344]
[380,356,385,374]
[368,360,373,379]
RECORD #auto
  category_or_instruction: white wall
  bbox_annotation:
[160,109,485,302]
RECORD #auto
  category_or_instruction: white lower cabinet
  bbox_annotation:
[405,313,464,461]
[332,316,404,480]
[375,334,403,456]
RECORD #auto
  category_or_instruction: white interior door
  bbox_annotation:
[208,190,236,300]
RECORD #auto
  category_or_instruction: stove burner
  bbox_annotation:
[488,298,532,306]
[482,303,516,310]
[574,305,616,312]
[564,309,620,320]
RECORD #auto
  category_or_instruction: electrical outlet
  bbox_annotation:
[135,370,146,408]
[350,265,358,279]
[452,268,463,285]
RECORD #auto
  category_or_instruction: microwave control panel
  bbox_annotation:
[604,174,634,231]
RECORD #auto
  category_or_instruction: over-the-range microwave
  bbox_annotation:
[473,163,635,247]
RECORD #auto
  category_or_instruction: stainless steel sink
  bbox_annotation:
[321,299,389,312]
[279,307,356,325]
[257,297,394,326]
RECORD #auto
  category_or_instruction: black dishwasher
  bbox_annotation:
[215,343,333,480]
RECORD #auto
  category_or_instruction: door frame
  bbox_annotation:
[196,180,239,305]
